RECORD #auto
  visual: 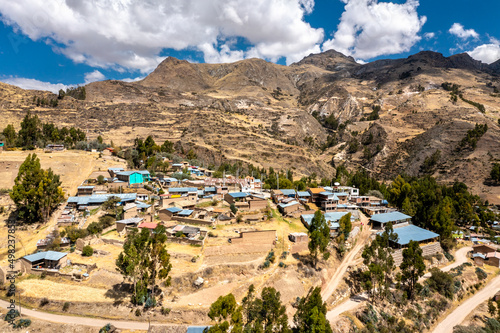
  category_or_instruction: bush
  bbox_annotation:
[476,267,487,281]
[4,309,19,322]
[161,307,171,315]
[63,302,70,311]
[99,323,112,333]
[135,308,142,316]
[40,297,49,307]
[82,245,94,257]
[13,318,31,328]
[426,268,455,299]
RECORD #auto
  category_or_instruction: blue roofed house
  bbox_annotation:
[277,200,301,215]
[301,211,355,236]
[187,327,210,333]
[116,170,151,186]
[297,191,311,203]
[319,192,339,212]
[370,211,412,229]
[168,187,199,201]
[271,189,296,203]
[20,251,68,273]
[0,141,4,151]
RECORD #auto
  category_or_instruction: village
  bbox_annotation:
[1,144,500,332]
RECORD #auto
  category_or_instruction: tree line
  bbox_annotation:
[1,111,86,150]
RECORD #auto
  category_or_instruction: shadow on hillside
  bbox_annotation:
[105,282,132,306]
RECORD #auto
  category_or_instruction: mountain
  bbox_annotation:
[2,49,500,202]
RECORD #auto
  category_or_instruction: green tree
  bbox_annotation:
[400,240,425,300]
[308,210,331,268]
[146,225,172,299]
[488,298,496,316]
[230,203,238,215]
[161,140,175,153]
[82,245,94,257]
[2,124,17,147]
[18,111,41,148]
[10,154,64,224]
[97,175,105,184]
[491,163,500,183]
[293,287,332,333]
[206,294,239,333]
[102,196,121,215]
[186,148,197,160]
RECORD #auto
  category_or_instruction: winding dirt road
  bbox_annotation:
[432,274,500,333]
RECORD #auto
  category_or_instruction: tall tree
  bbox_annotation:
[146,225,172,300]
[17,111,41,148]
[308,210,331,268]
[400,240,425,300]
[293,287,332,333]
[2,124,16,147]
[10,154,64,224]
[491,163,500,183]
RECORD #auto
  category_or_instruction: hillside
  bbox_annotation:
[1,50,500,202]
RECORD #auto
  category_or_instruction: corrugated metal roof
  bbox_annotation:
[204,186,216,192]
[308,188,325,194]
[187,327,210,333]
[23,251,67,262]
[381,225,439,246]
[279,189,296,196]
[228,192,250,198]
[177,209,194,216]
[117,170,150,176]
[278,201,300,208]
[169,187,198,193]
[67,193,137,206]
[166,207,182,213]
[297,191,311,197]
[77,186,95,189]
[135,201,151,209]
[116,217,144,224]
[370,211,411,224]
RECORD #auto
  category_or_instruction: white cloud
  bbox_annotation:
[84,70,105,84]
[423,32,435,40]
[322,0,426,60]
[1,77,69,93]
[467,44,500,64]
[0,0,323,71]
[121,76,145,83]
[448,23,479,39]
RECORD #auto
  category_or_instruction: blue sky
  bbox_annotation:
[0,0,499,92]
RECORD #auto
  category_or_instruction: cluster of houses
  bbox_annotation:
[272,184,389,217]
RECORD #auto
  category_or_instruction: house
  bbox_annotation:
[36,237,70,250]
[77,186,95,196]
[102,147,114,156]
[0,141,4,151]
[123,203,138,219]
[108,167,125,178]
[351,196,371,206]
[116,171,151,186]
[168,187,198,201]
[272,189,296,203]
[170,225,201,238]
[308,188,325,205]
[319,192,339,212]
[380,224,439,249]
[277,201,301,215]
[224,192,267,211]
[138,222,158,232]
[46,144,64,151]
[159,207,183,221]
[297,191,311,203]
[116,217,144,233]
[370,211,412,229]
[289,232,308,243]
[66,193,137,209]
[332,185,359,198]
[160,177,180,187]
[301,211,355,236]
[20,251,68,273]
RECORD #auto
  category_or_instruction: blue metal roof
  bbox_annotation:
[380,225,439,246]
[204,186,216,192]
[335,192,349,196]
[228,192,250,198]
[297,191,311,197]
[116,217,143,224]
[166,207,182,213]
[187,327,210,333]
[77,186,95,189]
[169,187,198,193]
[67,193,137,206]
[370,211,411,224]
[279,189,296,196]
[117,170,150,176]
[301,211,351,225]
[254,179,261,183]
[278,201,300,208]
[135,201,151,209]
[23,251,67,263]
[178,209,194,216]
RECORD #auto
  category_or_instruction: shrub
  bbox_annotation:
[99,323,112,333]
[476,267,487,281]
[13,318,31,328]
[40,297,49,307]
[82,245,94,257]
[161,307,171,315]
[63,302,70,311]
[426,268,455,299]
[4,310,19,322]
[135,309,142,316]
[40,271,47,279]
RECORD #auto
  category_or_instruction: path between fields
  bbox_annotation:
[320,213,372,301]
[432,274,500,333]
[0,299,179,330]
[326,246,473,324]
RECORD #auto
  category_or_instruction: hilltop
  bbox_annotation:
[1,49,500,202]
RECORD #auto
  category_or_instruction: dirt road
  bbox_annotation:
[320,213,372,301]
[0,299,182,330]
[432,274,500,333]
[326,245,473,323]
